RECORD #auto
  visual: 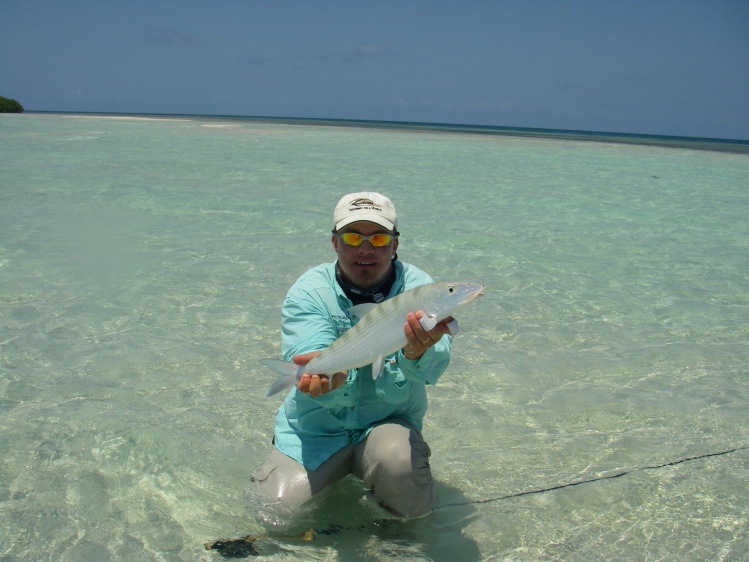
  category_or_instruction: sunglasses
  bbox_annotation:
[334,232,398,247]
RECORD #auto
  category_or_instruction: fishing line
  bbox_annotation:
[205,445,748,557]
[434,444,749,510]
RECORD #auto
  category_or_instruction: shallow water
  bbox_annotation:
[1,114,747,561]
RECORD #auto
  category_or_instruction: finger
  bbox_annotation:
[311,374,336,397]
[308,375,323,397]
[403,315,417,343]
[293,351,321,366]
[297,373,312,394]
[426,322,448,339]
[406,312,431,344]
[403,322,424,352]
[414,325,434,346]
[331,372,346,390]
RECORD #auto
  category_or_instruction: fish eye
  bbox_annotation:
[447,285,456,294]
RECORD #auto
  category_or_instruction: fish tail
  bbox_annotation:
[261,359,300,397]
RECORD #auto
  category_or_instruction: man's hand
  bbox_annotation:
[293,351,346,397]
[402,313,454,361]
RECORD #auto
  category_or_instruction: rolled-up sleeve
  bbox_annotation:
[395,334,452,385]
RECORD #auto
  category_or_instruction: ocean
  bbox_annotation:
[1,113,747,561]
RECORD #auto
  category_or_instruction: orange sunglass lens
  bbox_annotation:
[369,234,392,247]
[340,233,364,246]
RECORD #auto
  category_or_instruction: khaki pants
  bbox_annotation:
[251,420,434,519]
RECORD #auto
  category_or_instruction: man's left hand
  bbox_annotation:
[402,312,453,360]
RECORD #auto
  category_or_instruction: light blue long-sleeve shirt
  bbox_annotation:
[272,260,452,470]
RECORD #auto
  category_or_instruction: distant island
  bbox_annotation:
[0,96,24,113]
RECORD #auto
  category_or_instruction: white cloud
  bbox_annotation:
[356,43,385,56]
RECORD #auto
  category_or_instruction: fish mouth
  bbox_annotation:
[464,283,486,302]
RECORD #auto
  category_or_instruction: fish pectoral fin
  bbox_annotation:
[418,312,438,331]
[348,303,377,319]
[371,355,385,379]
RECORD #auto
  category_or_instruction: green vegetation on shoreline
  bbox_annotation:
[0,96,24,113]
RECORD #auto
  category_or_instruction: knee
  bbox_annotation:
[251,454,312,511]
[369,477,435,519]
[364,424,433,483]
[373,438,414,478]
[364,430,435,518]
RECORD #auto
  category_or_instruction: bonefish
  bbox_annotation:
[261,281,485,397]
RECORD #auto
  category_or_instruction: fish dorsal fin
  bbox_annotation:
[348,303,377,319]
[371,355,385,379]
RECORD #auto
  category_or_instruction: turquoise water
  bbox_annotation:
[1,113,747,561]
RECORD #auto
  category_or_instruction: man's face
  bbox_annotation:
[332,221,398,289]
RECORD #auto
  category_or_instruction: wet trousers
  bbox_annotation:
[251,420,434,519]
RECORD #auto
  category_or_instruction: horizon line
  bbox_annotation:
[22,110,749,153]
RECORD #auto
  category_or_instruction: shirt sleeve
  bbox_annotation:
[279,275,352,410]
[395,334,452,385]
[280,289,338,360]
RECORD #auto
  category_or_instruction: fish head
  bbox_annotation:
[426,282,485,319]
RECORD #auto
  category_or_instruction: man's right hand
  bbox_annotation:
[292,352,346,397]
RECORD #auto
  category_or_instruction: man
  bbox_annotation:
[252,192,454,520]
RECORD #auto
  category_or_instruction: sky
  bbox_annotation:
[1,0,748,139]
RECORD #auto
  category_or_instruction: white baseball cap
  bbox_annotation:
[333,192,397,231]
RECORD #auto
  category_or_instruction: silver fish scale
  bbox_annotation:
[302,282,482,375]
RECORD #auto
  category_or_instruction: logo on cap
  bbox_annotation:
[349,198,380,211]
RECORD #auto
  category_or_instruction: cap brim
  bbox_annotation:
[335,214,395,231]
